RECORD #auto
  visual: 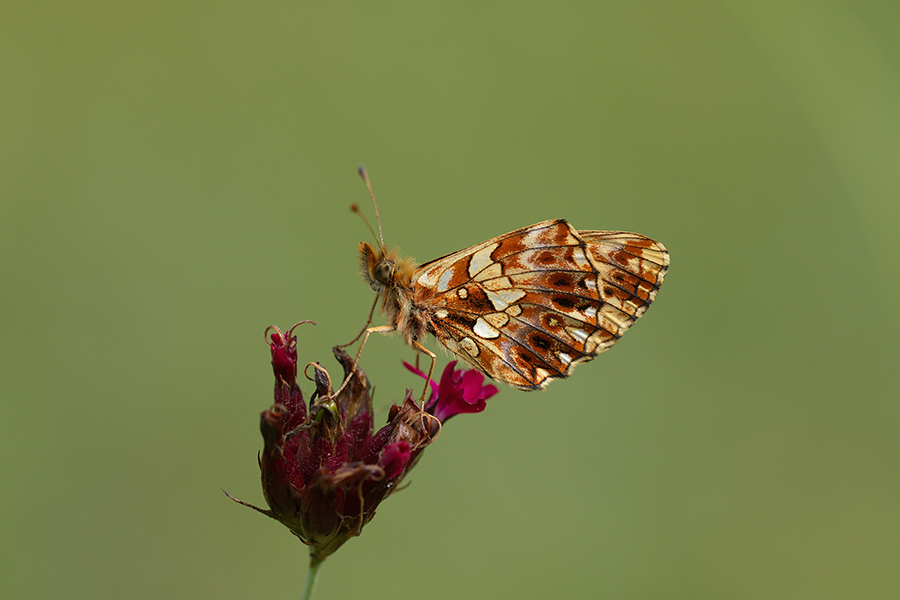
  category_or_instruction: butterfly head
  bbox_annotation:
[359,242,392,292]
[359,242,414,293]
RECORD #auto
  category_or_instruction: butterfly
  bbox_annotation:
[349,167,668,392]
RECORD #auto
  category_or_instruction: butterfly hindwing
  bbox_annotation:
[410,220,668,390]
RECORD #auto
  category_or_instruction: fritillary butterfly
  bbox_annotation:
[349,168,669,392]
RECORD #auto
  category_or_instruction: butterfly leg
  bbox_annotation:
[336,296,379,349]
[409,340,436,405]
[333,324,396,398]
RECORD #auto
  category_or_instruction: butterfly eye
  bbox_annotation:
[373,260,394,286]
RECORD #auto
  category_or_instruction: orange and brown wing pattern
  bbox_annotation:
[575,230,668,323]
[412,220,668,390]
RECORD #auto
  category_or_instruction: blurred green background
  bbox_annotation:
[3,2,899,598]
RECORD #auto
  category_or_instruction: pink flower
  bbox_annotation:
[404,361,499,423]
[227,323,440,565]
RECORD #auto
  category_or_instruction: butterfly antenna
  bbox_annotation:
[349,202,382,251]
[358,166,385,249]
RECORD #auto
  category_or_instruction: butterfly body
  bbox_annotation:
[359,244,429,345]
[359,218,668,391]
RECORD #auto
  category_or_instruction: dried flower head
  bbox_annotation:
[227,322,502,566]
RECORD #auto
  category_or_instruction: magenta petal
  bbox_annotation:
[424,362,497,422]
[403,361,440,398]
[460,369,486,401]
[380,441,412,480]
[438,360,458,389]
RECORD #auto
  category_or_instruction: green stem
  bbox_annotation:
[301,558,322,600]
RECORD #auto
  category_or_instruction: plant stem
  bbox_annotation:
[301,559,322,600]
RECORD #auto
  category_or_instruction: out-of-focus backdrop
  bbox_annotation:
[3,2,899,598]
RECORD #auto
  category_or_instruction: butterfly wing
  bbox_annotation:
[412,220,668,390]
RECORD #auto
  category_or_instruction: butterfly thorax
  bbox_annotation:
[359,242,433,345]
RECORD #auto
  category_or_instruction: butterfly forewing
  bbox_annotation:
[410,220,669,390]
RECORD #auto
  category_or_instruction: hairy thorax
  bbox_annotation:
[359,242,433,344]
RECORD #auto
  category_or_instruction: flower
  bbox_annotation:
[404,360,499,423]
[226,323,441,566]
